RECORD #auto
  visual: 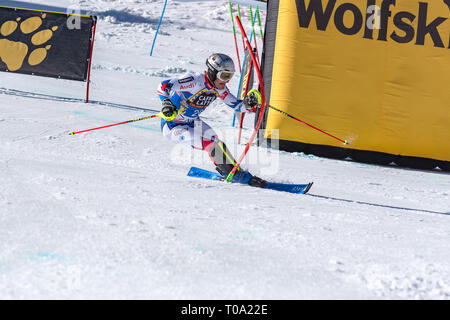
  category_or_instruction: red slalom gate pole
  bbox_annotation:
[237,4,246,57]
[86,18,97,103]
[226,16,267,183]
[237,48,256,145]
[233,34,242,73]
[229,1,242,73]
[268,105,349,145]
[70,113,161,136]
[237,112,245,145]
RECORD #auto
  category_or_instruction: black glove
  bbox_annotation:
[244,90,262,112]
[161,99,177,121]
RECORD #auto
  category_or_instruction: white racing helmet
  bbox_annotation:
[206,53,236,83]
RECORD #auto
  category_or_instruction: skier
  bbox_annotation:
[156,53,266,187]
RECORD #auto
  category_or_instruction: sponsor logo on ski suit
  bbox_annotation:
[157,72,245,127]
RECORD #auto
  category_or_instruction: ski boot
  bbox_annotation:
[248,175,267,188]
[215,167,267,188]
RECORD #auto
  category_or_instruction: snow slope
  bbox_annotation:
[1,0,449,300]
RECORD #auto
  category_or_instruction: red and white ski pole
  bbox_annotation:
[69,113,162,136]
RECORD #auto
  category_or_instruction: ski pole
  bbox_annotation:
[70,113,162,136]
[267,105,349,145]
[228,1,242,73]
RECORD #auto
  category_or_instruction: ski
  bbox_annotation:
[187,167,313,195]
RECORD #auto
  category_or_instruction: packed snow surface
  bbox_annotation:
[0,0,449,299]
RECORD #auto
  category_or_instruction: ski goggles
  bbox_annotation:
[217,71,234,82]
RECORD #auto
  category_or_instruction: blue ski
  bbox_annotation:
[187,167,313,195]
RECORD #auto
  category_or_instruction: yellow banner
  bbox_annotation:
[265,0,450,161]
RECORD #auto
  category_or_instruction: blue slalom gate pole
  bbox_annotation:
[150,0,168,56]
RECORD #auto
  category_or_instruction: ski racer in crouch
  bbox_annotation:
[156,53,265,187]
